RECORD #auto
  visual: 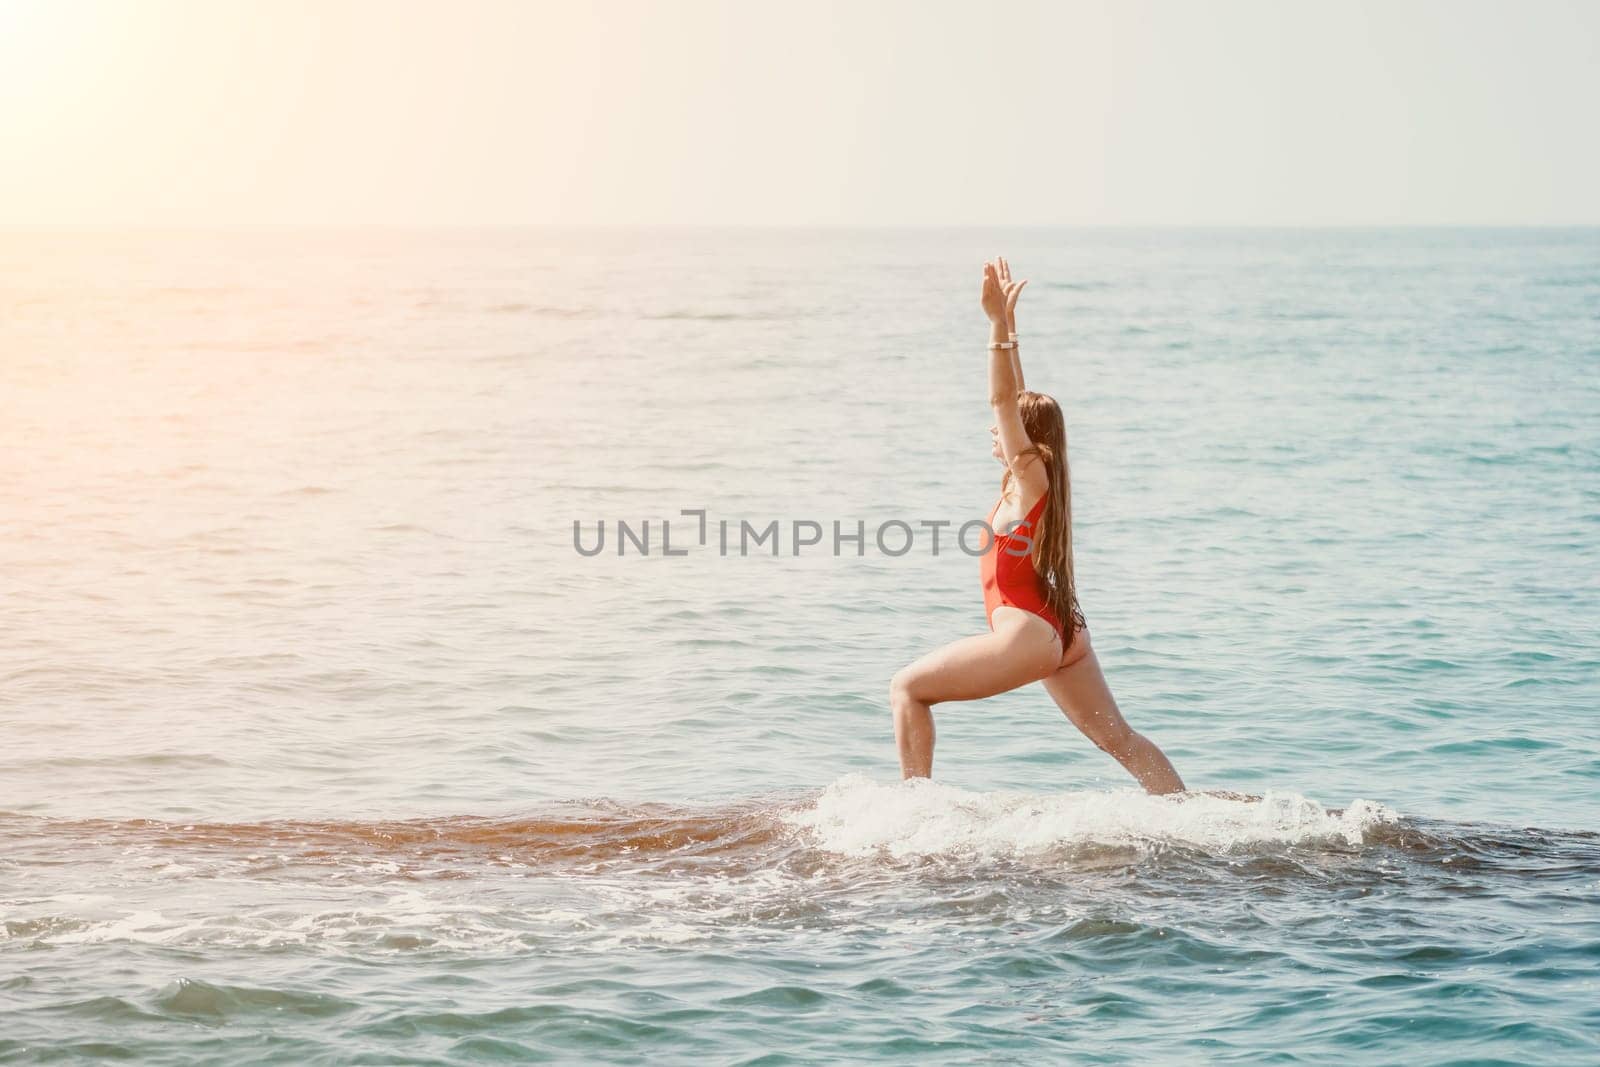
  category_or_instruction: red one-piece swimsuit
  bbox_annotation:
[980,493,1071,649]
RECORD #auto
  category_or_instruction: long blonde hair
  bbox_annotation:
[1000,390,1086,649]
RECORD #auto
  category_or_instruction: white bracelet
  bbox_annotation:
[988,341,1017,351]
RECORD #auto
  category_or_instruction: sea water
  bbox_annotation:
[1,227,1597,1063]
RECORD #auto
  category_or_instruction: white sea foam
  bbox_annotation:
[787,774,1399,859]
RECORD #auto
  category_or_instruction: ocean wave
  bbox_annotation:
[785,774,1397,859]
[6,779,1594,899]
[4,782,1598,961]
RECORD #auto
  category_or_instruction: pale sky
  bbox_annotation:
[2,0,1596,226]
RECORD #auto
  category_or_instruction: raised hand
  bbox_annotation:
[996,256,1027,335]
[981,260,1010,324]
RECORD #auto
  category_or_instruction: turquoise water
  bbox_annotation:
[2,227,1597,1063]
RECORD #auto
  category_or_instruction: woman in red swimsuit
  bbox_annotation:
[889,257,1187,795]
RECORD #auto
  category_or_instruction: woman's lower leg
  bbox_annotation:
[891,679,935,778]
[1108,730,1186,795]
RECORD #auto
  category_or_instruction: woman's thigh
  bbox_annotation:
[1058,621,1094,669]
[1041,635,1135,742]
[895,609,1061,705]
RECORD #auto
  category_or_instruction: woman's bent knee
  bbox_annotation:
[889,667,917,709]
[891,663,942,711]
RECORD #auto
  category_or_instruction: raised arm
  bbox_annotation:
[981,260,1047,501]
